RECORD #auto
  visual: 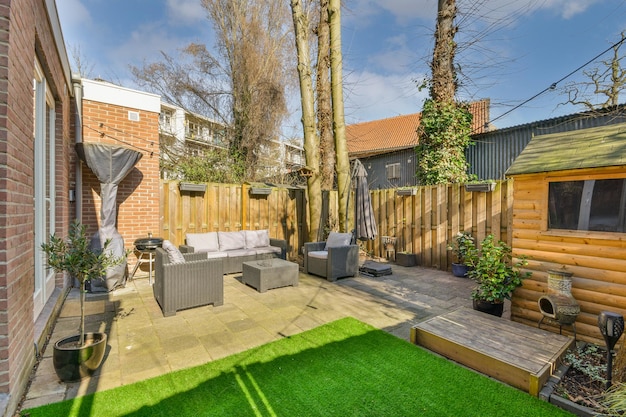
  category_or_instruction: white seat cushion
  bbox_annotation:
[308,250,328,260]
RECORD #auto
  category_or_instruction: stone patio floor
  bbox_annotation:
[18,262,488,412]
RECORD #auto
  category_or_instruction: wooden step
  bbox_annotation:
[410,307,574,396]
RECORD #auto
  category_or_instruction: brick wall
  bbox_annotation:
[81,100,161,260]
[0,0,74,414]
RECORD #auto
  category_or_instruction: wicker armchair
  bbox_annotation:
[303,232,359,282]
[153,247,224,317]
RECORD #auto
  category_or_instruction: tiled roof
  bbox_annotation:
[347,99,490,157]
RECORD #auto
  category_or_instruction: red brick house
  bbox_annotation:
[0,2,162,414]
[0,1,75,414]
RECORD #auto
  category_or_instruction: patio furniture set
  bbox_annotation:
[152,230,359,316]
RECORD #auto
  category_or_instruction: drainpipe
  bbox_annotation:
[72,73,83,222]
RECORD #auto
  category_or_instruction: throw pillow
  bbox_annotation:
[325,232,353,248]
[162,240,185,264]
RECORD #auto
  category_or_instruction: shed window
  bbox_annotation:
[548,178,626,232]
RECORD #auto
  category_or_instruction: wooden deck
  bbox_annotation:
[410,307,574,396]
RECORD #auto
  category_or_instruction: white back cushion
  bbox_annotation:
[325,232,352,248]
[256,230,270,247]
[186,232,219,252]
[218,231,246,251]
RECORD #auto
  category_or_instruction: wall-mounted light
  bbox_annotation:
[69,190,76,202]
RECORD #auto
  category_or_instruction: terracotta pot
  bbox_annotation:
[53,332,107,382]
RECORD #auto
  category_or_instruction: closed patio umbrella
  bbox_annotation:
[352,159,377,241]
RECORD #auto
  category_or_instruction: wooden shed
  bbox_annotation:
[506,123,626,344]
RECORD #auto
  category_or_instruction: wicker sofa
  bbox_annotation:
[153,248,224,317]
[180,230,287,274]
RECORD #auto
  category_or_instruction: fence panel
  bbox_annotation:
[161,180,512,270]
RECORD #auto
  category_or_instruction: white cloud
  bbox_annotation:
[166,0,207,26]
[56,0,92,28]
[343,71,429,123]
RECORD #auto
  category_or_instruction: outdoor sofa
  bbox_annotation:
[154,244,224,316]
[180,230,287,274]
[303,232,359,281]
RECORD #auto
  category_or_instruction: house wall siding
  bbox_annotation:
[0,0,74,415]
[81,100,161,259]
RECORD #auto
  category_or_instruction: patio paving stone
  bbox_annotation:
[18,263,482,413]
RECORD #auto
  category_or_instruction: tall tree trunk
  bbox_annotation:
[329,0,350,233]
[316,0,334,191]
[290,0,322,242]
[431,0,457,104]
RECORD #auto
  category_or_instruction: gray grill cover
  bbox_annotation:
[76,142,143,290]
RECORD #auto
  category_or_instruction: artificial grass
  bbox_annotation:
[23,317,572,417]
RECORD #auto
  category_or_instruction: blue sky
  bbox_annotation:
[57,0,626,138]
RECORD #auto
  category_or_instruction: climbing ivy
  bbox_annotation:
[415,99,473,185]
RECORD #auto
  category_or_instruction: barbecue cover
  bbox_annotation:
[76,142,143,290]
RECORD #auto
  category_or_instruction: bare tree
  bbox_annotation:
[328,0,350,233]
[315,0,335,191]
[561,32,626,111]
[430,0,458,104]
[290,0,323,242]
[133,1,292,182]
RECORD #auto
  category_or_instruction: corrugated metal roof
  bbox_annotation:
[506,123,626,176]
[347,99,490,157]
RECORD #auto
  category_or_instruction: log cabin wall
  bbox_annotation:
[510,166,626,344]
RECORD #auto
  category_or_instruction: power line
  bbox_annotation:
[486,33,626,128]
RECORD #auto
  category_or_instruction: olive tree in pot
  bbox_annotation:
[41,220,125,381]
[466,234,531,317]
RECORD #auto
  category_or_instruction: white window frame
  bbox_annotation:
[33,59,56,319]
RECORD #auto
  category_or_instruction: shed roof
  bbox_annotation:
[346,99,490,158]
[506,123,626,176]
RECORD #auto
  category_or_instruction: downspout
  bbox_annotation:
[72,73,83,222]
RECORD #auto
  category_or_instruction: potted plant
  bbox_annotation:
[447,232,475,277]
[467,234,531,317]
[395,251,418,267]
[41,220,125,381]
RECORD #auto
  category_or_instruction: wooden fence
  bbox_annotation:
[160,180,513,271]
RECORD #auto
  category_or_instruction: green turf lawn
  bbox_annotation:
[23,317,573,416]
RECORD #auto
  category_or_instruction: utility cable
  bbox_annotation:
[485,33,626,128]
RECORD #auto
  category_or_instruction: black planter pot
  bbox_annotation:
[451,263,469,277]
[53,332,108,382]
[396,253,417,267]
[472,299,504,317]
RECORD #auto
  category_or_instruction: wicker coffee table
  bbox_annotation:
[242,258,299,292]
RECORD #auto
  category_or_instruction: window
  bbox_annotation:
[548,178,626,232]
[33,59,56,318]
[159,109,173,133]
[386,163,400,180]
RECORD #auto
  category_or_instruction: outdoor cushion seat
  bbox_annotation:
[153,247,224,317]
[303,232,359,282]
[180,229,287,274]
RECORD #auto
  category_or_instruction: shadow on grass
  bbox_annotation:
[24,318,570,417]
